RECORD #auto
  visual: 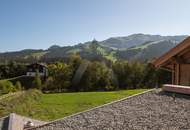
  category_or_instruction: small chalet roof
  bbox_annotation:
[152,36,190,68]
[27,63,48,68]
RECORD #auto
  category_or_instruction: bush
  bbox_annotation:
[0,80,15,94]
[0,89,42,117]
[10,76,35,90]
[105,86,115,91]
[15,81,22,91]
[42,76,54,92]
[32,71,42,90]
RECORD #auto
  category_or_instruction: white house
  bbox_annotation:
[26,63,48,78]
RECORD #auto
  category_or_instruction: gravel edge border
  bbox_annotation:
[30,89,156,129]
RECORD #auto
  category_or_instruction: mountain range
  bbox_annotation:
[0,34,188,63]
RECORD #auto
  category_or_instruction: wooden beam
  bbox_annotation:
[181,50,190,60]
[163,84,190,95]
[169,56,190,64]
[178,46,190,57]
[159,67,173,72]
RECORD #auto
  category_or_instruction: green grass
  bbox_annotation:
[0,89,148,121]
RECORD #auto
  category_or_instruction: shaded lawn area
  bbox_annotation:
[0,89,149,121]
[32,89,148,121]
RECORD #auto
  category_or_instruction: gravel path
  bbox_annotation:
[30,90,190,130]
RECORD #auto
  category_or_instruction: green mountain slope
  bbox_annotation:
[100,34,187,49]
[116,40,179,61]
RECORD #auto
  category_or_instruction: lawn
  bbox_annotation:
[0,89,148,121]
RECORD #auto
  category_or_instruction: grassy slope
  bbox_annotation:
[128,41,163,50]
[97,47,117,62]
[66,48,81,54]
[0,89,148,121]
[31,51,49,58]
[23,51,48,59]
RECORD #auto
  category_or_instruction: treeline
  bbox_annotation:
[0,55,171,93]
[0,62,26,80]
[43,55,171,92]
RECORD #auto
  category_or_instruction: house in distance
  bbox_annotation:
[26,63,48,78]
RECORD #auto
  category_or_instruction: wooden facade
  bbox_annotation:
[153,37,190,86]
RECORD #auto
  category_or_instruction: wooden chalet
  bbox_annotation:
[26,63,48,78]
[153,37,190,94]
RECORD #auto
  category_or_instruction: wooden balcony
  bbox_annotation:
[163,84,190,95]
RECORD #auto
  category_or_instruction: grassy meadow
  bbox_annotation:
[0,89,148,121]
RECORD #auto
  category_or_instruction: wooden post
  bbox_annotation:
[176,63,180,85]
[179,64,181,85]
[172,64,176,84]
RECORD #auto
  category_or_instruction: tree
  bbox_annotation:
[90,39,99,52]
[0,62,26,80]
[33,70,42,90]
[141,63,157,88]
[47,62,73,92]
[77,61,114,91]
[128,62,145,88]
[112,61,131,89]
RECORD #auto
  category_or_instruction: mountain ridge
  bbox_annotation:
[0,34,188,63]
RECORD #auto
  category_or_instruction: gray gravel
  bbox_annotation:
[30,90,190,130]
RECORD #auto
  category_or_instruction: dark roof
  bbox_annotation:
[27,63,48,68]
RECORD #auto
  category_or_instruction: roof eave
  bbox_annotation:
[152,36,190,68]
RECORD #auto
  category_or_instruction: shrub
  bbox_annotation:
[32,70,42,90]
[42,76,54,92]
[105,86,114,91]
[0,80,15,94]
[15,81,22,91]
[0,89,42,116]
[10,76,35,90]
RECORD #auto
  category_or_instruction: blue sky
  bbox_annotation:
[0,0,190,52]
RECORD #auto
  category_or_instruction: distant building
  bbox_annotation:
[26,63,48,78]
